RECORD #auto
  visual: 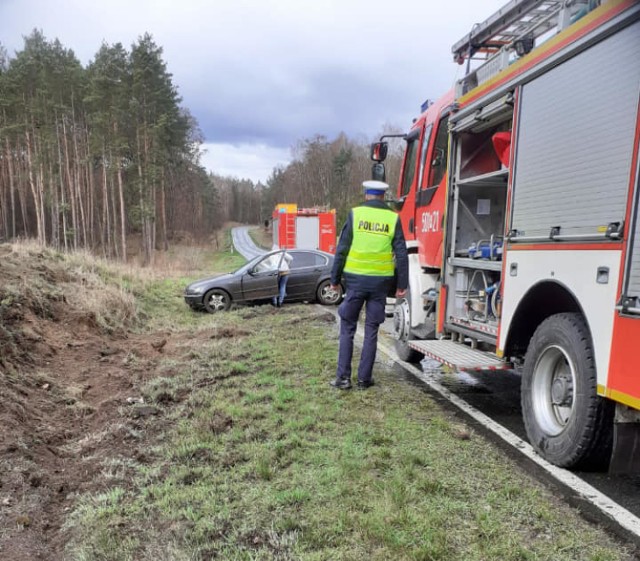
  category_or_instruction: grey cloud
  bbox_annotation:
[185,54,450,148]
[1,0,506,150]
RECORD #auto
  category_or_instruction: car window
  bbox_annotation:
[235,253,264,274]
[253,252,281,273]
[313,253,328,266]
[290,252,325,269]
[427,114,449,189]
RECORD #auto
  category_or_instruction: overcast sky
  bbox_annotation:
[0,0,506,183]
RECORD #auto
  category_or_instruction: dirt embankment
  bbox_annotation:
[0,244,178,560]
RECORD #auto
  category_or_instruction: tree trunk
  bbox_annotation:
[49,160,58,248]
[62,119,78,249]
[114,122,127,262]
[84,124,95,249]
[4,137,16,239]
[109,163,119,260]
[117,159,127,262]
[160,174,168,251]
[102,147,111,258]
[17,155,28,237]
[71,120,87,248]
[37,159,46,244]
[56,123,68,251]
[136,126,150,266]
[24,130,44,244]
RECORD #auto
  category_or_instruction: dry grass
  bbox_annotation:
[0,241,139,335]
[0,228,245,341]
[247,225,274,250]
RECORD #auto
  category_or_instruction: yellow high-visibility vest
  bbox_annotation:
[344,206,396,276]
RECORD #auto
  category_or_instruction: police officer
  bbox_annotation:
[329,180,408,390]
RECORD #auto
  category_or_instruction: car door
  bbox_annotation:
[286,251,328,300]
[240,252,281,301]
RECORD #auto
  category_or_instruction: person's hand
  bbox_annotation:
[395,288,407,298]
[330,284,340,292]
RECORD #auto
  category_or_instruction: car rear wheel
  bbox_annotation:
[316,280,342,306]
[203,289,232,313]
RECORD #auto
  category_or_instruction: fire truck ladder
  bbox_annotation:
[284,213,296,248]
[452,0,599,95]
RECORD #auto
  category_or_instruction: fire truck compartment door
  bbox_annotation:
[623,157,640,304]
[296,216,320,249]
[510,20,640,240]
[273,218,280,247]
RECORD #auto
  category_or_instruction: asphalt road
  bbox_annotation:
[231,226,267,260]
[433,365,640,517]
[378,320,640,521]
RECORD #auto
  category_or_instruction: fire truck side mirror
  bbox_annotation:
[387,198,404,212]
[432,147,445,167]
[370,141,388,162]
[372,162,386,182]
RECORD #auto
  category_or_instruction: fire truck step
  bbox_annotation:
[408,340,511,372]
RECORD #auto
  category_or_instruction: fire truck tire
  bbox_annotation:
[393,297,422,363]
[521,312,614,470]
[203,289,232,313]
[395,339,422,363]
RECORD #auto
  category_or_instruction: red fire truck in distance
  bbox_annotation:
[272,204,336,254]
[372,0,640,472]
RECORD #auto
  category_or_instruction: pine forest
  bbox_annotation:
[0,31,403,263]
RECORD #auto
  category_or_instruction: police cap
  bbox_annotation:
[363,180,389,195]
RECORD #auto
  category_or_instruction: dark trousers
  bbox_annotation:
[336,282,388,383]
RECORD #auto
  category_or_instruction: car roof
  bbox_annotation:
[269,248,333,257]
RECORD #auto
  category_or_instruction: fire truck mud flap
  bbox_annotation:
[609,406,640,474]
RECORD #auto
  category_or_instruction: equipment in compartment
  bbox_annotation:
[468,235,503,260]
[491,131,511,167]
[452,120,511,260]
[464,270,501,323]
[454,267,501,324]
[454,186,506,258]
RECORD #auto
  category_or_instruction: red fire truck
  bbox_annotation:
[372,0,640,472]
[272,204,337,254]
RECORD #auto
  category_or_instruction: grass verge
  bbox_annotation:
[64,298,634,561]
[134,229,247,331]
[247,225,274,251]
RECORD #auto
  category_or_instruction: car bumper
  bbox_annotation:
[184,295,204,309]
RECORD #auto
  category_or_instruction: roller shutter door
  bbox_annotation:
[510,21,640,239]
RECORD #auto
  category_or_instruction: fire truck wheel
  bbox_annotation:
[316,280,342,306]
[203,289,232,313]
[521,312,614,470]
[393,297,422,363]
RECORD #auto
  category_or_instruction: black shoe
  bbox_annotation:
[330,378,352,390]
[356,379,375,390]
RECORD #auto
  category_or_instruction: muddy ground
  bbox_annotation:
[0,245,236,560]
[2,315,171,559]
